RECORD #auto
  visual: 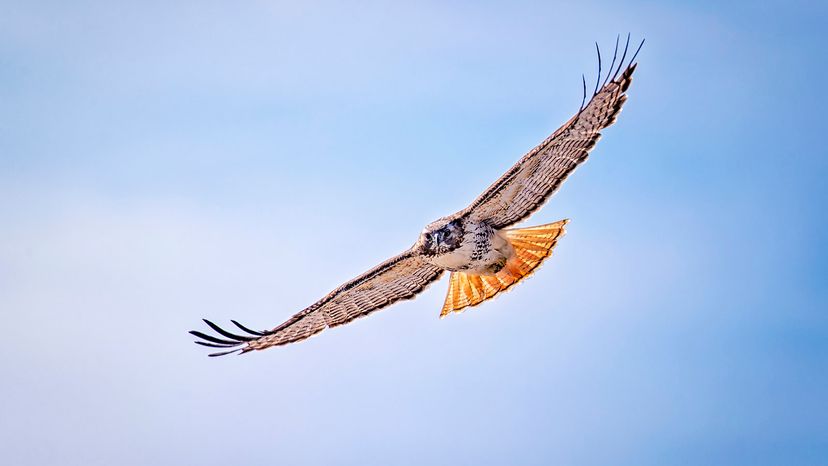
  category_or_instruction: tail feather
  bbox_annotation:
[440,219,568,317]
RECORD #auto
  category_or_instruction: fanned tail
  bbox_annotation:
[440,219,568,317]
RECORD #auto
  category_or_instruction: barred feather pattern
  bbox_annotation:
[192,251,443,356]
[464,61,637,229]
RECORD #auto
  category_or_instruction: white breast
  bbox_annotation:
[429,238,478,271]
[428,221,513,273]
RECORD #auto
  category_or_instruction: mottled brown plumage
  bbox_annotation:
[192,38,642,356]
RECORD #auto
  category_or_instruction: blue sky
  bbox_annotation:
[1,1,826,465]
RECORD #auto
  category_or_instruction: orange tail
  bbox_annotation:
[440,219,569,317]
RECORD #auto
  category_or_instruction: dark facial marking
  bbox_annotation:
[424,219,463,255]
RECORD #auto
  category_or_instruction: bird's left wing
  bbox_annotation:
[462,38,643,229]
[191,249,443,356]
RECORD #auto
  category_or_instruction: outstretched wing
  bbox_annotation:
[191,249,443,356]
[463,37,643,229]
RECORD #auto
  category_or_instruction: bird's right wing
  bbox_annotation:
[191,249,443,356]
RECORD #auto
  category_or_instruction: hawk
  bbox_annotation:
[192,37,643,356]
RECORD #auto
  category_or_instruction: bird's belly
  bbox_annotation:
[429,230,513,274]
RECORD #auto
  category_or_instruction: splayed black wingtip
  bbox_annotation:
[189,330,239,346]
[194,340,238,349]
[629,38,645,67]
[203,319,255,342]
[612,33,632,81]
[579,34,644,112]
[603,35,621,88]
[231,320,266,337]
[593,41,602,96]
[191,319,271,357]
[209,348,243,357]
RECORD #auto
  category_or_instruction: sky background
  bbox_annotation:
[1,1,826,465]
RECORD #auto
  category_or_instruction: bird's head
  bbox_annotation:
[419,217,464,255]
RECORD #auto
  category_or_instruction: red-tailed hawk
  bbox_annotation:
[192,36,643,356]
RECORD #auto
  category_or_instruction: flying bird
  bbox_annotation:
[192,37,643,356]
